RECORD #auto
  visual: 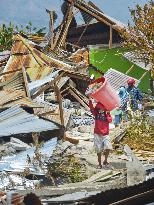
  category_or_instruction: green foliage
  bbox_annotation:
[35,27,46,36]
[0,23,14,51]
[52,11,58,23]
[0,21,46,51]
[47,156,87,184]
[121,0,154,78]
[122,111,154,151]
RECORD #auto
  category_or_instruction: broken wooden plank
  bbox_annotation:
[54,83,65,125]
[31,80,54,99]
[69,85,89,104]
[109,25,113,48]
[69,88,89,110]
[21,65,31,99]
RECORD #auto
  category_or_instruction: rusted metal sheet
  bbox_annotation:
[0,71,25,92]
[0,88,43,108]
[0,70,45,108]
[3,34,74,81]
[0,89,24,107]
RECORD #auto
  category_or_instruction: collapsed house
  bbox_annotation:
[0,1,153,204]
[63,0,125,48]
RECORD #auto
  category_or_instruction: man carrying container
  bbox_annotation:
[89,99,113,168]
[86,76,121,168]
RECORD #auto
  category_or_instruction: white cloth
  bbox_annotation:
[94,134,113,153]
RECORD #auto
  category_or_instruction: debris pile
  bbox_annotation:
[0,0,153,204]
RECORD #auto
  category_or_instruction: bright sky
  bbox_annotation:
[0,0,148,29]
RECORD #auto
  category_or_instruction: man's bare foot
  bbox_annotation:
[103,161,109,165]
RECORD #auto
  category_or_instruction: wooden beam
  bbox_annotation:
[54,83,65,126]
[31,80,55,99]
[65,0,114,27]
[69,85,89,104]
[38,111,59,117]
[21,65,31,99]
[54,71,65,84]
[109,26,113,49]
[50,11,54,48]
[61,86,70,95]
[69,88,89,110]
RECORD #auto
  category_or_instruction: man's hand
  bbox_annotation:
[11,193,24,205]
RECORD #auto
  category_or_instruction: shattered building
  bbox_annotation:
[0,1,153,204]
[62,0,125,48]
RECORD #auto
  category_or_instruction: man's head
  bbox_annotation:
[127,78,135,87]
[119,86,127,98]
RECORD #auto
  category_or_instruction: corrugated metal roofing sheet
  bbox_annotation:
[0,105,60,137]
[0,71,25,92]
[104,68,139,91]
[0,137,57,174]
[0,71,44,108]
[28,70,59,93]
[0,89,24,107]
[124,52,152,71]
[3,34,73,81]
[0,50,10,62]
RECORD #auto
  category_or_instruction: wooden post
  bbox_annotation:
[21,65,31,99]
[54,83,64,126]
[50,11,54,48]
[109,25,113,49]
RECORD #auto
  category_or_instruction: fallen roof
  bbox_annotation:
[2,34,89,82]
[0,71,44,108]
[104,68,139,91]
[0,105,61,137]
[64,0,125,31]
[124,52,152,71]
[2,34,73,81]
[0,91,45,108]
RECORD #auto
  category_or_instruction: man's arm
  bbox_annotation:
[89,100,97,116]
[136,89,143,101]
[90,77,105,85]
